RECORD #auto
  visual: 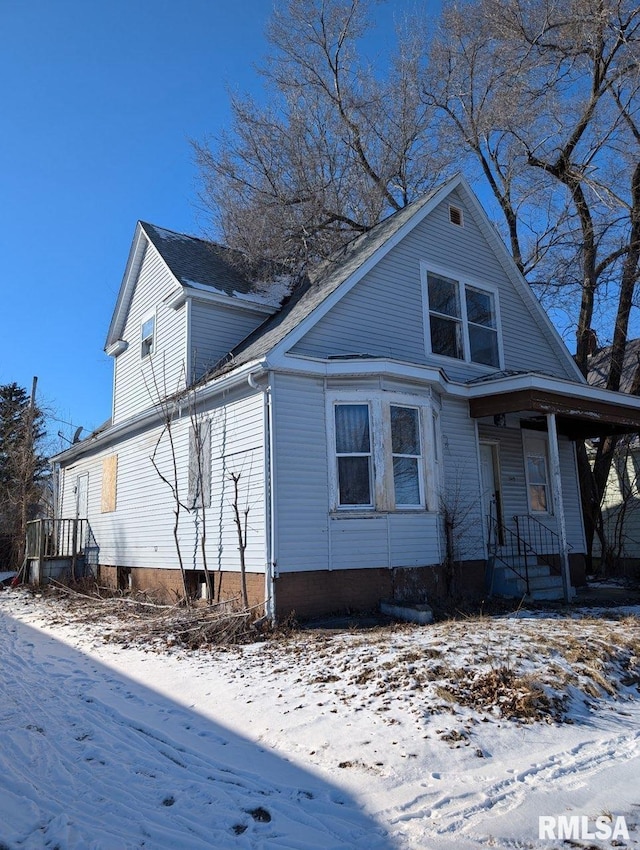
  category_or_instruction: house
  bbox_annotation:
[588,339,640,574]
[51,175,640,619]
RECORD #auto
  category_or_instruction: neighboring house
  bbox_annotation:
[588,340,640,573]
[52,175,640,619]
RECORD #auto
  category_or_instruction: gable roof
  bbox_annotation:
[105,222,294,352]
[205,174,584,383]
[140,222,262,298]
[204,177,459,377]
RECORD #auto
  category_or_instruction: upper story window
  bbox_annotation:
[141,315,155,358]
[425,271,500,368]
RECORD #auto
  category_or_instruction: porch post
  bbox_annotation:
[546,413,572,604]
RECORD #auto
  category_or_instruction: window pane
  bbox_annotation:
[428,273,460,317]
[393,457,420,505]
[335,405,370,453]
[527,456,547,485]
[142,317,154,339]
[430,315,463,359]
[469,324,499,366]
[465,288,495,328]
[338,457,371,505]
[391,406,419,454]
[528,484,548,512]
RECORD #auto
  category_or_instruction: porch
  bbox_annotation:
[468,371,640,603]
[25,518,96,585]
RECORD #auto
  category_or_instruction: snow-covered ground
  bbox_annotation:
[1,588,639,850]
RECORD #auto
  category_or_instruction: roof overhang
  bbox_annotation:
[467,373,640,438]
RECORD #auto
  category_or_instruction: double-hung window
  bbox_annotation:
[334,403,373,506]
[426,271,500,368]
[524,434,551,513]
[332,397,433,511]
[391,405,423,507]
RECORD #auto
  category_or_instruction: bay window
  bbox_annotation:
[332,395,435,511]
[334,404,373,506]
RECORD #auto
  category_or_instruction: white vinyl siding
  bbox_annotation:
[290,189,578,382]
[112,246,186,424]
[190,300,266,382]
[59,390,266,574]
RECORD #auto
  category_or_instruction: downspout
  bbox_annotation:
[248,371,277,621]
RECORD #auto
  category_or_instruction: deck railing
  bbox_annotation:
[26,518,88,560]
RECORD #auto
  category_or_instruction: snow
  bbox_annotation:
[1,590,639,849]
[183,276,294,309]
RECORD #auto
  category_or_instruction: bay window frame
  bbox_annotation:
[327,390,438,513]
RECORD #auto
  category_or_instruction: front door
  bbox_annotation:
[479,443,502,547]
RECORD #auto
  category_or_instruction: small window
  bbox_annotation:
[335,404,372,506]
[391,406,423,506]
[449,205,463,226]
[524,436,551,513]
[141,316,155,358]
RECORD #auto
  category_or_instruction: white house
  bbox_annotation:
[52,175,640,619]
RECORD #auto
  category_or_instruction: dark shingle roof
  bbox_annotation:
[588,339,640,394]
[141,222,256,296]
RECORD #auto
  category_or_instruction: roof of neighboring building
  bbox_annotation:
[588,339,640,394]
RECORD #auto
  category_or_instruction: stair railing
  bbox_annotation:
[486,514,531,596]
[513,514,567,576]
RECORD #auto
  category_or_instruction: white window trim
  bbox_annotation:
[331,400,375,510]
[327,390,437,513]
[522,431,553,515]
[140,310,156,359]
[421,261,504,369]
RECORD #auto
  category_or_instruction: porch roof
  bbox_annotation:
[466,372,640,439]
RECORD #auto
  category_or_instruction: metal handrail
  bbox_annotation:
[513,514,568,576]
[486,514,532,595]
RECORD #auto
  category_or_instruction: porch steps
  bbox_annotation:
[490,558,575,602]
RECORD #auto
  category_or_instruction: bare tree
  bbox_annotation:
[0,381,47,569]
[425,0,640,560]
[193,0,446,272]
[229,471,250,609]
[144,363,192,607]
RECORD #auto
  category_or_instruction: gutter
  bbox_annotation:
[53,358,269,465]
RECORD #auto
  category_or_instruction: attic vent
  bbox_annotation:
[449,205,463,226]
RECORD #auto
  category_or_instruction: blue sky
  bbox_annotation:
[1,0,433,448]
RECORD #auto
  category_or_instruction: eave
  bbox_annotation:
[468,381,640,439]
